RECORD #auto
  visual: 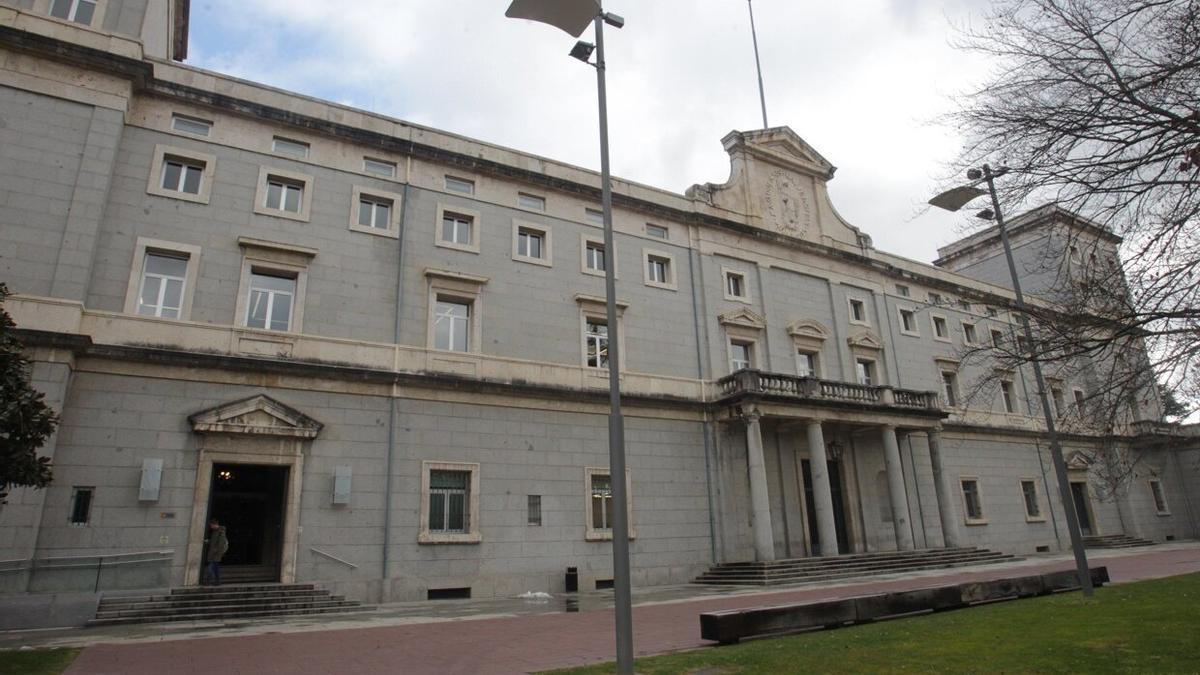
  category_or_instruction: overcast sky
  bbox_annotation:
[187,0,997,265]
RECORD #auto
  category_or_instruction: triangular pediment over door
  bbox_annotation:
[188,395,323,439]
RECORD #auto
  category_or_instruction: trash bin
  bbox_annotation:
[565,566,578,593]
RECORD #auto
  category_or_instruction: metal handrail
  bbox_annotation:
[309,547,358,569]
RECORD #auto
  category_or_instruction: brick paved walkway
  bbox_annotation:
[61,545,1200,674]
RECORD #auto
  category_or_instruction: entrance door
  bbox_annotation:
[206,463,289,583]
[1069,482,1093,536]
[801,460,850,556]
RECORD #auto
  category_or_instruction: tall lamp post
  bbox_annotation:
[504,1,635,671]
[930,165,1093,597]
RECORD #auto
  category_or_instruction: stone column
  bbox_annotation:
[881,424,915,551]
[806,420,840,556]
[744,409,776,562]
[926,428,961,549]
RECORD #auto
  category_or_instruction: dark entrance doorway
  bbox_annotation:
[206,463,288,583]
[801,459,850,556]
[1069,481,1094,536]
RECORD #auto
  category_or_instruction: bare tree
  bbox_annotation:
[943,0,1200,418]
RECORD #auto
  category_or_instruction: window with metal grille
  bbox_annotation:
[137,252,188,319]
[527,495,542,526]
[70,487,94,525]
[429,470,470,533]
[590,474,613,531]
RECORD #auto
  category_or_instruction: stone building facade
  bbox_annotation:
[0,0,1196,604]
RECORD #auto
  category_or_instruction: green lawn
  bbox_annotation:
[553,572,1200,674]
[0,648,79,675]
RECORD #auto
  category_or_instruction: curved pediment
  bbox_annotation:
[189,395,323,439]
[846,330,884,351]
[787,319,829,341]
[718,308,766,330]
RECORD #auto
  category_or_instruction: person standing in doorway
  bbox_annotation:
[204,518,229,586]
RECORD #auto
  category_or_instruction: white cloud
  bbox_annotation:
[188,0,997,263]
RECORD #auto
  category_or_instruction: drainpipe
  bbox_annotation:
[382,181,412,600]
[687,235,719,563]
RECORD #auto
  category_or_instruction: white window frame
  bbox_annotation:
[642,249,677,290]
[722,267,751,303]
[44,0,105,26]
[123,237,202,321]
[576,294,627,372]
[898,308,920,336]
[728,339,755,372]
[435,204,481,254]
[170,114,212,137]
[895,284,910,298]
[426,269,488,354]
[517,192,546,212]
[1020,478,1046,522]
[582,234,617,278]
[584,467,635,542]
[511,220,552,267]
[243,270,297,332]
[444,175,475,195]
[234,237,316,334]
[1148,479,1170,516]
[931,314,951,342]
[418,460,481,544]
[349,186,401,238]
[855,358,876,386]
[253,166,313,221]
[147,145,216,204]
[271,136,310,159]
[362,157,396,178]
[847,297,869,326]
[961,321,979,346]
[959,476,988,525]
[1000,380,1018,413]
[645,223,669,240]
[796,350,819,378]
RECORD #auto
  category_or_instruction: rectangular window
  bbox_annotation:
[961,479,984,522]
[160,158,204,196]
[586,241,606,272]
[69,486,94,525]
[1021,480,1042,519]
[941,371,958,407]
[434,299,471,352]
[730,341,753,371]
[585,207,604,225]
[1016,335,1030,355]
[849,298,867,323]
[797,351,817,378]
[896,284,910,297]
[527,495,542,526]
[50,0,96,24]
[590,473,613,531]
[265,177,304,213]
[441,212,474,246]
[358,195,392,230]
[586,319,609,369]
[445,175,475,194]
[647,255,670,284]
[1073,389,1086,408]
[899,309,917,334]
[725,271,746,299]
[171,114,211,137]
[517,193,545,211]
[962,322,978,345]
[363,157,396,177]
[245,271,296,331]
[856,359,875,386]
[517,227,544,259]
[932,315,949,339]
[1001,380,1017,413]
[137,252,188,319]
[1149,479,1169,514]
[1051,387,1065,416]
[645,223,669,239]
[428,470,470,533]
[991,329,1005,348]
[272,136,309,159]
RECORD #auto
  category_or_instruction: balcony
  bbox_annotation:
[716,369,942,413]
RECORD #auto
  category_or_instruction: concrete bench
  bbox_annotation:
[700,566,1109,644]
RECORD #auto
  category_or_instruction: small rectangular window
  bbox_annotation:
[585,207,604,225]
[991,329,1005,348]
[1149,480,1169,514]
[1021,480,1042,519]
[933,316,949,339]
[585,318,609,369]
[527,495,542,526]
[363,158,396,177]
[445,176,475,194]
[961,479,984,521]
[962,322,978,345]
[941,371,958,407]
[272,136,309,159]
[896,284,910,297]
[849,298,867,323]
[590,474,613,531]
[161,158,204,195]
[725,271,747,300]
[585,241,606,273]
[1073,389,1086,408]
[70,486,94,525]
[797,351,817,378]
[647,255,670,284]
[265,177,304,213]
[50,0,96,24]
[428,470,470,533]
[1051,387,1065,416]
[137,252,189,319]
[517,227,545,259]
[730,341,753,371]
[899,309,917,333]
[518,193,545,211]
[434,298,471,352]
[358,195,392,230]
[441,212,474,246]
[856,359,875,386]
[645,224,669,239]
[171,114,212,137]
[1001,381,1017,413]
[245,271,296,332]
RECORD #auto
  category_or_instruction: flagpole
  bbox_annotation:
[747,0,769,128]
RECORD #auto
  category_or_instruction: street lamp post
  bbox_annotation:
[504,2,635,671]
[931,165,1094,597]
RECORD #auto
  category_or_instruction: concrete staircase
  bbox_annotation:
[1084,534,1156,549]
[88,583,373,626]
[693,547,1017,586]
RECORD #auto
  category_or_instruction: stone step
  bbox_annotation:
[713,547,986,568]
[98,589,333,609]
[95,599,358,620]
[700,550,1010,577]
[696,557,1012,583]
[89,582,369,627]
[87,604,376,627]
[96,593,340,613]
[694,555,1016,586]
[694,548,1017,586]
[168,583,317,596]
